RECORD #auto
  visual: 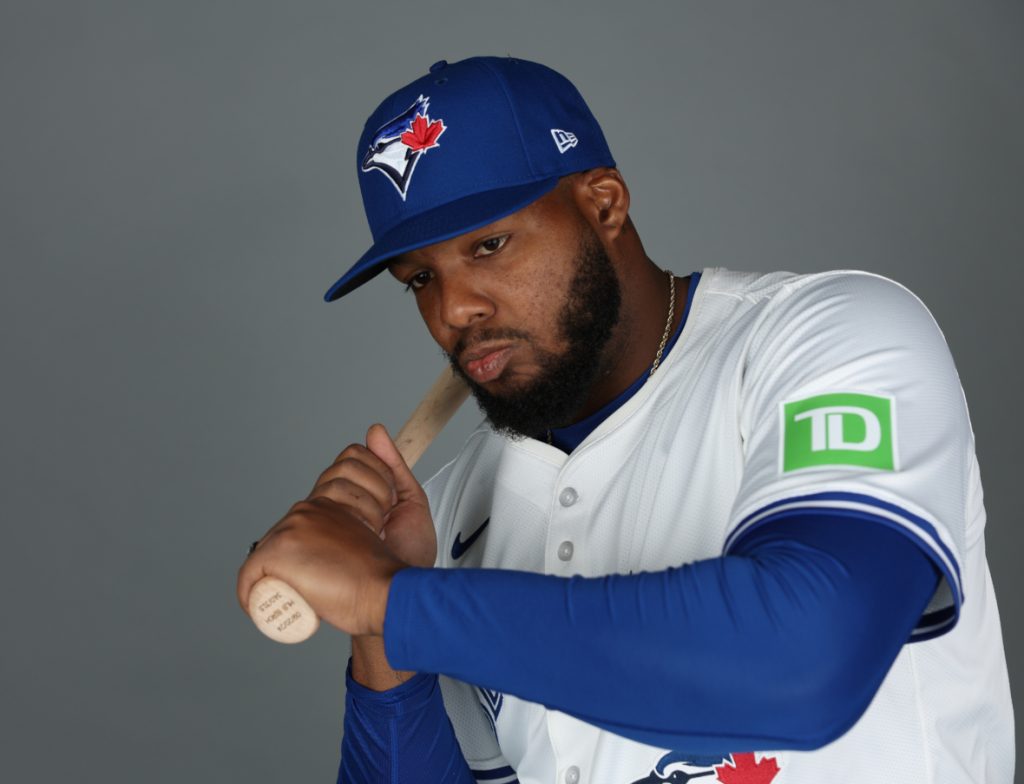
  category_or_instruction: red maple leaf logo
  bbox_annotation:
[401,114,446,153]
[714,753,781,784]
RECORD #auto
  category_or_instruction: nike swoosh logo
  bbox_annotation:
[451,517,490,560]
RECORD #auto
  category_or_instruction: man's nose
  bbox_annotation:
[439,277,494,330]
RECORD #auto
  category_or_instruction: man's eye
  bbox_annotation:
[404,271,432,292]
[476,235,509,257]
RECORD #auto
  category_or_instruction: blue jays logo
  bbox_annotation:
[361,95,447,200]
[628,751,781,783]
[629,752,725,783]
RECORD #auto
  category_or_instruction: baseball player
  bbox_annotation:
[237,57,1014,783]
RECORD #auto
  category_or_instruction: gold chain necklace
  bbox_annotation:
[546,269,675,445]
[649,268,676,377]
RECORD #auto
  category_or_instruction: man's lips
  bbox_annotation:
[461,344,515,384]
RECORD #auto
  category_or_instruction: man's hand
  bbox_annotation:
[236,423,435,637]
[312,423,437,569]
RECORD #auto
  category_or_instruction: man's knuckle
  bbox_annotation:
[335,445,365,464]
[323,477,358,498]
[287,499,322,519]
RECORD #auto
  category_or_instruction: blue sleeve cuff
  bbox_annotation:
[340,654,474,783]
[344,658,438,715]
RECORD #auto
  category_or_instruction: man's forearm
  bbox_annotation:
[382,515,941,753]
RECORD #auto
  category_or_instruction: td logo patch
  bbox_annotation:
[781,392,896,472]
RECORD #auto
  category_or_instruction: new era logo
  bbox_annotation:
[550,128,578,153]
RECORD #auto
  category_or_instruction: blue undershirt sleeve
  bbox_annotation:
[338,662,475,784]
[382,513,940,754]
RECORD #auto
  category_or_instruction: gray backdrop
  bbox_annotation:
[2,1,1020,781]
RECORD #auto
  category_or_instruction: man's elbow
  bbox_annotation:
[765,636,897,751]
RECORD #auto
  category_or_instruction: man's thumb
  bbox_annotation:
[366,423,420,498]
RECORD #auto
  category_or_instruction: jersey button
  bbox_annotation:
[564,765,580,784]
[558,487,578,507]
[557,541,574,561]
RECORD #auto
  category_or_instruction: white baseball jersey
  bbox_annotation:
[422,268,1014,784]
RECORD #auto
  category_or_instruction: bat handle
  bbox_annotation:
[247,576,320,644]
[247,367,470,643]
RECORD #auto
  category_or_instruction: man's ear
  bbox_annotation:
[571,168,631,241]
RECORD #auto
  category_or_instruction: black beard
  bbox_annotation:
[447,229,622,440]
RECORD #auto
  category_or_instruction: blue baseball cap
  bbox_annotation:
[324,56,616,301]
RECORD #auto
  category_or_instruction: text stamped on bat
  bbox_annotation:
[247,578,319,644]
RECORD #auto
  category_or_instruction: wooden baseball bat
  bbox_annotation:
[246,366,470,644]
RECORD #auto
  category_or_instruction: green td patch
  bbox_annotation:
[781,392,896,473]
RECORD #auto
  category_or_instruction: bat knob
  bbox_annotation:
[247,576,320,643]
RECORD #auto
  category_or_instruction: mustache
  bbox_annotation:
[448,327,534,361]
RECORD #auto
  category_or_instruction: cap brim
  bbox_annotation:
[324,176,562,301]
